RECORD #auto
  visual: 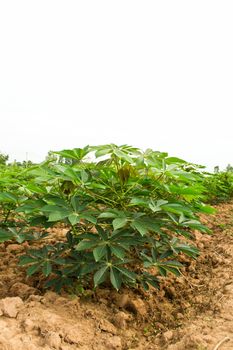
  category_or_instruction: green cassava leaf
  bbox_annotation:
[110,267,122,290]
[18,255,37,265]
[42,261,52,276]
[112,217,128,230]
[27,264,41,276]
[0,229,14,242]
[93,245,107,262]
[130,220,148,236]
[75,240,98,251]
[110,245,126,260]
[94,265,109,287]
[68,213,80,225]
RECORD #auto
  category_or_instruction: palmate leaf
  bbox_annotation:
[41,204,71,222]
[141,272,160,290]
[42,261,52,277]
[95,149,111,158]
[142,251,184,277]
[81,170,89,183]
[148,199,168,212]
[29,215,52,229]
[43,196,69,207]
[99,212,118,219]
[48,211,70,222]
[169,185,202,196]
[93,245,107,262]
[181,220,211,233]
[80,213,97,224]
[61,167,80,181]
[94,265,109,287]
[0,192,18,203]
[112,217,128,230]
[7,227,30,243]
[16,199,45,214]
[27,264,41,276]
[95,226,108,240]
[130,220,148,236]
[69,212,97,226]
[26,184,48,194]
[18,255,37,265]
[53,146,90,161]
[98,209,124,219]
[75,239,98,251]
[157,260,183,277]
[113,149,134,164]
[110,267,122,290]
[158,266,181,277]
[80,263,97,275]
[160,260,183,268]
[172,243,199,258]
[0,229,14,242]
[68,213,80,225]
[45,275,73,293]
[110,245,126,260]
[115,266,137,282]
[165,157,187,164]
[70,196,83,211]
[129,197,149,207]
[161,203,192,216]
[196,204,216,214]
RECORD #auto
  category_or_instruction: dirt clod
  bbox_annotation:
[105,335,122,350]
[9,282,38,299]
[99,319,118,334]
[163,330,174,342]
[6,244,25,254]
[44,332,61,349]
[0,296,24,318]
[113,311,130,329]
[127,298,147,316]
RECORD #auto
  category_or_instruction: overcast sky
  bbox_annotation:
[0,1,232,170]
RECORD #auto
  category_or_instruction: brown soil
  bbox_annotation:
[0,202,233,350]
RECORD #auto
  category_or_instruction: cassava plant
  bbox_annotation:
[0,162,47,242]
[203,170,233,203]
[16,144,214,292]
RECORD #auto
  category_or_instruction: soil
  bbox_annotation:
[0,202,233,350]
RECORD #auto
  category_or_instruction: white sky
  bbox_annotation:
[0,1,232,170]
